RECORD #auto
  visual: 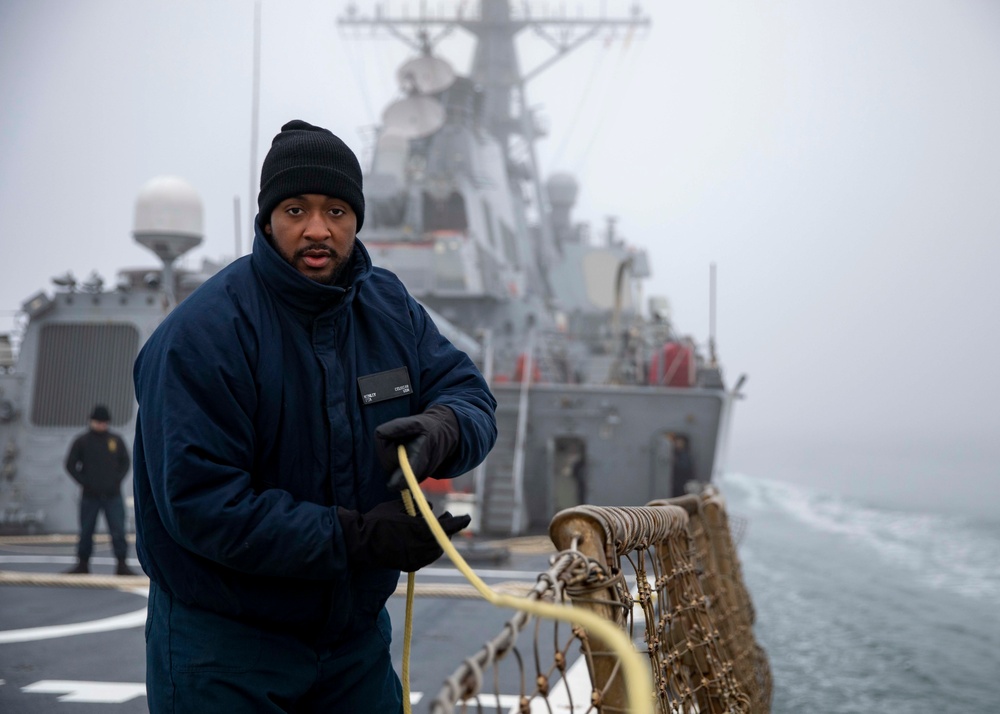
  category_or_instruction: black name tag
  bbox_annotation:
[358,367,412,405]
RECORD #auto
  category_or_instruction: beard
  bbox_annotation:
[279,240,355,285]
[323,253,352,285]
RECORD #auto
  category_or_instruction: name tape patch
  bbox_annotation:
[358,367,412,405]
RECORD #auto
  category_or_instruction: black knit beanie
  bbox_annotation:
[257,119,365,231]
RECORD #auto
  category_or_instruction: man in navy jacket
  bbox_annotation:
[133,120,497,712]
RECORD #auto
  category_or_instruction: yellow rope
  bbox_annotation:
[396,446,654,714]
[400,488,417,714]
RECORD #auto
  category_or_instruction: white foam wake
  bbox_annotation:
[721,472,1000,601]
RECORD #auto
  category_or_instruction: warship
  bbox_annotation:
[0,3,769,712]
[0,0,744,538]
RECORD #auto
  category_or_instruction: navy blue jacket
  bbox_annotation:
[132,227,496,642]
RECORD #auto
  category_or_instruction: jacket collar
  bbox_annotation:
[251,217,373,316]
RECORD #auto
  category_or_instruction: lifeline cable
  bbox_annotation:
[396,446,654,714]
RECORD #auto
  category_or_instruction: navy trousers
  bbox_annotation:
[145,582,403,713]
[77,493,128,561]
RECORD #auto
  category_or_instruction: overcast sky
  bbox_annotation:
[2,0,998,516]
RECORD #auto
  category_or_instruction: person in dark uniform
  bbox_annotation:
[132,120,497,713]
[64,404,134,575]
[671,433,696,497]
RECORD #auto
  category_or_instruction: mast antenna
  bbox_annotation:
[247,0,262,254]
[233,196,242,260]
[709,262,718,366]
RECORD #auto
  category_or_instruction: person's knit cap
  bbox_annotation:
[257,119,365,231]
[90,405,111,422]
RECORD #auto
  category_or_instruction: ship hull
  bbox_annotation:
[468,382,731,534]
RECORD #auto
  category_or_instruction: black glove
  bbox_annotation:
[338,499,472,572]
[375,404,460,491]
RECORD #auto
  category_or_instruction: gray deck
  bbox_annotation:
[0,540,560,713]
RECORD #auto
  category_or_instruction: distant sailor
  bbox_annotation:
[671,433,696,497]
[63,404,135,576]
[132,120,497,712]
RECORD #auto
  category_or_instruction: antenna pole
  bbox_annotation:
[709,262,718,366]
[233,196,242,260]
[247,0,262,254]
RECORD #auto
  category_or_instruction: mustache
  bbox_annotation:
[294,245,336,260]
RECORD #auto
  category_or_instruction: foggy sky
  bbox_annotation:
[1,0,998,516]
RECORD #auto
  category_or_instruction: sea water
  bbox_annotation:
[721,473,1000,713]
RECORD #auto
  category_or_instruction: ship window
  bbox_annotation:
[30,323,140,427]
[423,191,468,232]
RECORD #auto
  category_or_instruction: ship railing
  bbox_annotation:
[508,328,535,535]
[429,490,772,713]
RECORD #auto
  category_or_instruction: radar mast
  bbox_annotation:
[339,1,650,267]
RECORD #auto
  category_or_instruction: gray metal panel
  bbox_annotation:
[31,323,140,427]
[489,383,726,533]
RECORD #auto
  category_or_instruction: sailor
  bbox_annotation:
[132,119,497,712]
[671,433,695,497]
[63,404,135,576]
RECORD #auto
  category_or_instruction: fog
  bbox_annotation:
[2,0,998,517]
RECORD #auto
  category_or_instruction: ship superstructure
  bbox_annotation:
[339,1,742,534]
[0,1,744,536]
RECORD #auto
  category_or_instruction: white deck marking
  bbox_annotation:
[15,685,577,709]
[22,680,146,703]
[0,607,148,644]
[0,555,135,566]
[0,586,147,645]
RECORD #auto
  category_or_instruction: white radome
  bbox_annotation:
[133,176,204,239]
[132,176,204,264]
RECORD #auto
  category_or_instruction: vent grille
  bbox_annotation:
[31,323,140,427]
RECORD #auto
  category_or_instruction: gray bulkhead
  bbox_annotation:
[478,383,727,534]
[1,288,170,533]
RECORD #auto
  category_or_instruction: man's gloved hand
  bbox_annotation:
[338,499,471,572]
[375,404,460,491]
